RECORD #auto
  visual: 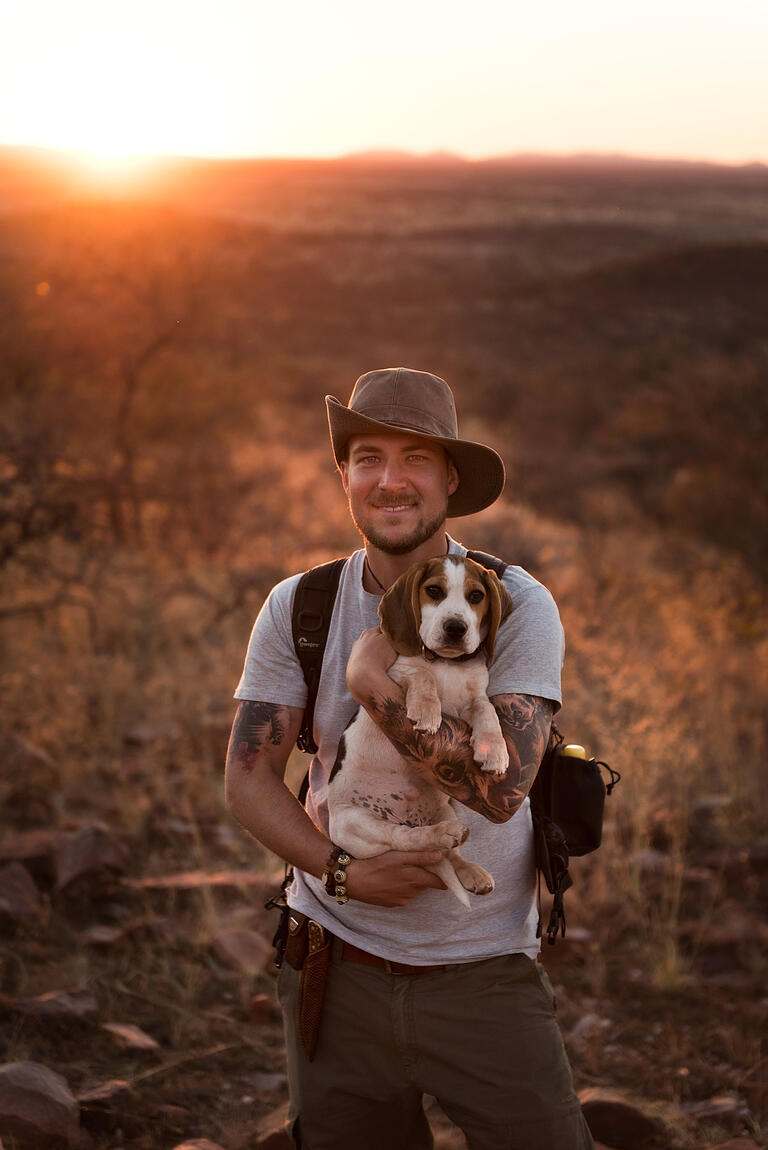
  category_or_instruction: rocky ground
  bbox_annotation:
[0,729,765,1150]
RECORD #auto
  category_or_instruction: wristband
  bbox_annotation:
[321,845,352,905]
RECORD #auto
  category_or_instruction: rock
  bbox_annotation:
[254,1100,293,1149]
[0,863,42,927]
[578,1087,664,1149]
[0,1060,79,1148]
[682,1093,751,1134]
[211,929,273,974]
[0,829,64,886]
[78,1080,134,1134]
[12,988,98,1022]
[55,824,130,892]
[0,736,58,827]
[100,1022,160,1050]
[155,1100,191,1119]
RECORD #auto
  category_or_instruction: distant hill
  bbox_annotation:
[1,149,766,571]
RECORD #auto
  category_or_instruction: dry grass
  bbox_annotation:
[1,158,766,1148]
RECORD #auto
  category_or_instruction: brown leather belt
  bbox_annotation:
[341,940,447,975]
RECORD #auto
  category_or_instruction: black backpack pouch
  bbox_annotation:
[531,731,620,857]
[529,728,620,943]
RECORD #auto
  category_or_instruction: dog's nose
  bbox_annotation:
[442,617,468,641]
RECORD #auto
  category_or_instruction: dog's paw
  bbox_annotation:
[456,861,495,896]
[472,735,508,776]
[432,820,469,849]
[407,700,442,734]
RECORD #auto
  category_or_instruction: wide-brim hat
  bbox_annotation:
[326,367,505,518]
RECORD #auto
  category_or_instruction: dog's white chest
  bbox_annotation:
[388,652,490,717]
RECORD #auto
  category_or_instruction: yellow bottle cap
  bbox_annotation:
[561,744,587,759]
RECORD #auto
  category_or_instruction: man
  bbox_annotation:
[225,368,593,1149]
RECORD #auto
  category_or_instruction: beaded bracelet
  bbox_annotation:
[321,844,352,905]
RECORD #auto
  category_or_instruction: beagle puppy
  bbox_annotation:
[327,555,514,907]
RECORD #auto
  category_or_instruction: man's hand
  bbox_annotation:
[226,700,446,906]
[346,627,400,706]
[344,850,447,906]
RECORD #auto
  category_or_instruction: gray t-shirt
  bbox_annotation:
[234,537,564,964]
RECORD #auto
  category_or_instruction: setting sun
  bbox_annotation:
[62,149,162,187]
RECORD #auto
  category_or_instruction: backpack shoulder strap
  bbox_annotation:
[465,549,507,580]
[292,557,348,754]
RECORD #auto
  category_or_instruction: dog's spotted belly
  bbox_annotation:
[348,782,450,829]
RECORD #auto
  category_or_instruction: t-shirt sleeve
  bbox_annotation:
[486,579,565,711]
[233,575,308,708]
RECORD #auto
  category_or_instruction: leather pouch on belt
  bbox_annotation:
[284,911,310,971]
[298,919,331,1061]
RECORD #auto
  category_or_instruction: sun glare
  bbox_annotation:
[51,148,165,194]
[70,149,156,181]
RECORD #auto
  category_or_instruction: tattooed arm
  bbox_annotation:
[225,700,330,878]
[225,699,447,905]
[346,629,553,823]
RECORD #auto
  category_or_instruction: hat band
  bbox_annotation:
[351,404,456,440]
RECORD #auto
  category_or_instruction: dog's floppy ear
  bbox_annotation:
[378,562,427,656]
[483,569,514,664]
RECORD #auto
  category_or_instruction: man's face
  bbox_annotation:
[340,432,459,556]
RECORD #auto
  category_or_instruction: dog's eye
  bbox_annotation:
[467,589,485,604]
[425,585,444,601]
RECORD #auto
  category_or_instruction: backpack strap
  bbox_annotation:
[267,557,346,964]
[465,549,507,580]
[292,557,348,754]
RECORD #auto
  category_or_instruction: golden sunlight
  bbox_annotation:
[3,0,251,162]
[2,0,767,165]
[63,149,161,190]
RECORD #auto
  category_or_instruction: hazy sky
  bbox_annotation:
[1,0,766,163]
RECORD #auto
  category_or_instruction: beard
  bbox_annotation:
[348,501,448,556]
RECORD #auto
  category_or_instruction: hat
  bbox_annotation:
[326,367,505,517]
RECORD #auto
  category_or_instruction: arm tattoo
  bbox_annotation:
[227,701,287,775]
[369,692,553,823]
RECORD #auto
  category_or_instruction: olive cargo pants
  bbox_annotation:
[278,943,594,1150]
